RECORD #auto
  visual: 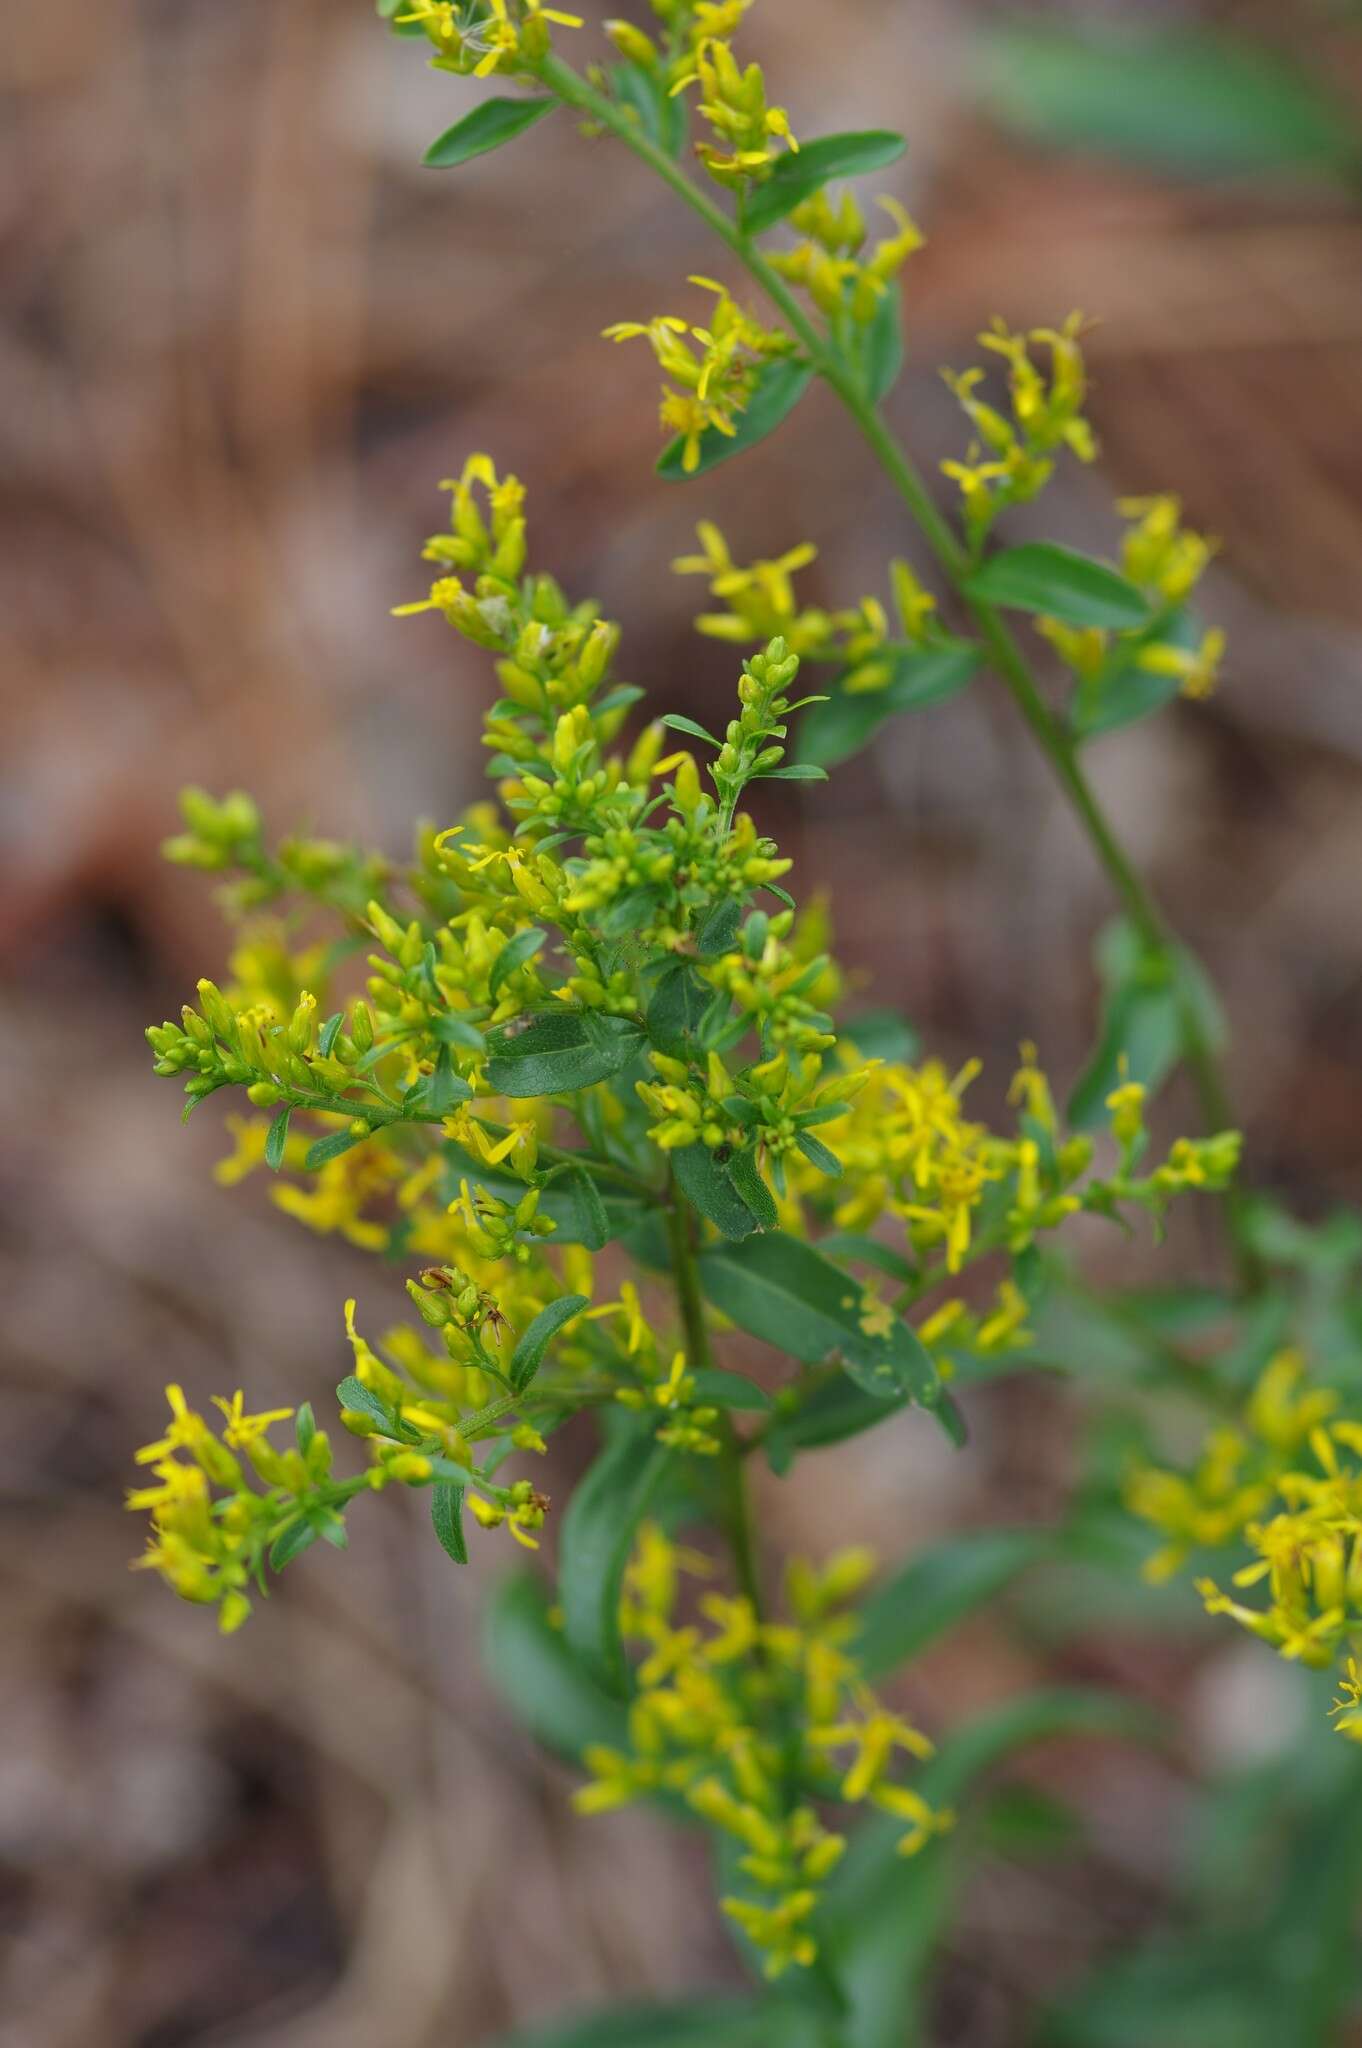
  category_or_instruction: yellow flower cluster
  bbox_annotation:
[1128,1351,1362,1734]
[672,521,936,694]
[128,1384,344,1633]
[604,280,795,474]
[670,33,797,186]
[768,192,923,327]
[1037,495,1226,707]
[575,1526,952,1977]
[942,314,1096,547]
[399,0,582,79]
[796,1044,1238,1278]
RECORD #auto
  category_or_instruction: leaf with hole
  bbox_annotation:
[699,1231,937,1402]
[485,1011,645,1097]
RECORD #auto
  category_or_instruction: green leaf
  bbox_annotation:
[411,1044,471,1118]
[510,1294,589,1394]
[318,1011,345,1058]
[305,1127,365,1170]
[745,130,907,235]
[564,1166,611,1253]
[430,1010,486,1051]
[489,925,547,999]
[727,1146,779,1230]
[862,283,904,405]
[609,60,687,160]
[838,1008,922,1065]
[423,96,557,171]
[689,1368,772,1413]
[964,544,1151,630]
[698,1231,938,1403]
[755,763,827,783]
[1067,918,1189,1130]
[822,1689,1159,2048]
[852,1529,1053,1680]
[335,1375,395,1435]
[269,1518,320,1571]
[657,358,813,480]
[795,1130,842,1177]
[599,885,661,939]
[672,1142,768,1242]
[975,25,1357,183]
[1069,606,1197,743]
[430,1482,468,1564]
[817,1231,918,1285]
[294,1402,316,1455]
[443,1140,651,1249]
[764,1376,909,1474]
[484,1010,644,1097]
[646,962,714,1059]
[559,1427,674,1692]
[482,1571,629,1762]
[265,1106,291,1172]
[662,714,720,746]
[495,1997,781,2048]
[797,643,981,769]
[696,896,743,958]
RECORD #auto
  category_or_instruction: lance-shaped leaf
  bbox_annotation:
[976,23,1357,182]
[964,544,1151,630]
[489,925,547,999]
[657,359,813,480]
[819,1690,1161,2048]
[698,1230,937,1403]
[672,1141,774,1242]
[430,1482,468,1564]
[265,1107,290,1171]
[510,1293,590,1394]
[862,281,905,405]
[482,1571,628,1762]
[745,130,908,235]
[797,643,981,769]
[559,1428,674,1693]
[423,96,557,170]
[305,1127,365,1171]
[851,1528,1055,1680]
[484,1010,645,1097]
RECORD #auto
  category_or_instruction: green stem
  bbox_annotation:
[666,1168,765,1614]
[536,51,1253,1280]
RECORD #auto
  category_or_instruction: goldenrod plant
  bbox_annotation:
[137,5,1362,2039]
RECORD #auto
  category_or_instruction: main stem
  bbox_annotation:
[538,50,1243,1168]
[666,1168,764,1614]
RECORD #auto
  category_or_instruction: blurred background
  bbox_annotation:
[5,1,1362,2042]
